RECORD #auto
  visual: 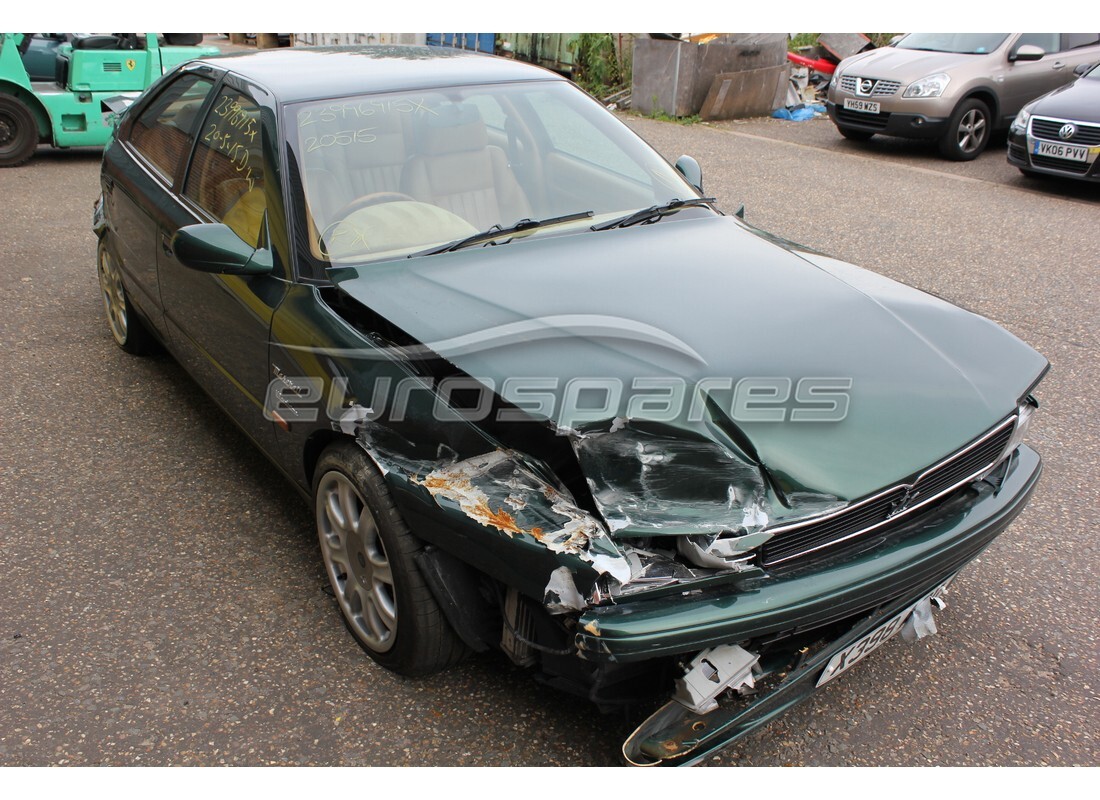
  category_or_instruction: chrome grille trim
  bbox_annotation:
[1030,116,1100,146]
[839,75,902,96]
[760,414,1019,566]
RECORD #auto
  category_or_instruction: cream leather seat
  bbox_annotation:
[304,109,410,229]
[401,104,531,231]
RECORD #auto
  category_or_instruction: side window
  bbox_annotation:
[184,86,266,248]
[1015,33,1061,54]
[129,74,214,181]
[524,90,648,183]
[1063,33,1100,50]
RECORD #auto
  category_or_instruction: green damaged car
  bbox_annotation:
[93,46,1047,765]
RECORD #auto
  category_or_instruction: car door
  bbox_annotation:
[105,67,218,341]
[1003,33,1082,118]
[156,76,289,454]
[1059,33,1100,75]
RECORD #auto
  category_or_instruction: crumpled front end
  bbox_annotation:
[319,213,1050,764]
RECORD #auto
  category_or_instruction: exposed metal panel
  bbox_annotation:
[631,39,698,117]
[699,65,790,121]
[632,36,788,118]
[817,32,872,62]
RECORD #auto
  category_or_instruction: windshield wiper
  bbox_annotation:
[410,210,594,258]
[591,197,717,231]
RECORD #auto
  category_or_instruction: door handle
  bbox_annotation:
[1052,61,1066,70]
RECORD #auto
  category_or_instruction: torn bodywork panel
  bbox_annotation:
[334,399,633,607]
[409,449,630,584]
[571,418,844,544]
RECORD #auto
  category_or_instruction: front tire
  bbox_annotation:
[97,239,159,355]
[313,441,467,676]
[939,98,991,161]
[0,94,39,168]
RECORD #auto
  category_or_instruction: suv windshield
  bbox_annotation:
[896,33,1009,54]
[285,80,698,268]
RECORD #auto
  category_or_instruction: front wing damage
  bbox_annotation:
[339,406,786,614]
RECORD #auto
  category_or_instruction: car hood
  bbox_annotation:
[331,214,1046,515]
[1030,76,1100,123]
[839,47,991,80]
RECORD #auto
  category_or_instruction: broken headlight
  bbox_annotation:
[1004,396,1038,456]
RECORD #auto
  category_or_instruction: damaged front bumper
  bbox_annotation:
[576,446,1040,664]
[589,446,1041,765]
[621,574,956,766]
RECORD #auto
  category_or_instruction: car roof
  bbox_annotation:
[199,45,567,103]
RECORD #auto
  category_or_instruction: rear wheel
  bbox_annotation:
[97,239,159,355]
[0,94,38,168]
[837,125,875,142]
[313,441,468,676]
[939,98,991,161]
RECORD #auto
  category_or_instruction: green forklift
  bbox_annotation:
[0,32,220,166]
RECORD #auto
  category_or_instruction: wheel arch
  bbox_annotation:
[959,87,1000,127]
[303,429,357,494]
[0,82,52,142]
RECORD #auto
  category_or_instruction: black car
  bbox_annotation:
[1008,61,1100,180]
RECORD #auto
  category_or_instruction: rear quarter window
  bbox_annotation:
[128,73,214,181]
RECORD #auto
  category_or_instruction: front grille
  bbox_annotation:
[839,76,902,96]
[1031,117,1100,146]
[836,107,891,129]
[759,416,1016,567]
[1031,154,1092,174]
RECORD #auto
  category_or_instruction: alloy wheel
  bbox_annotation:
[97,246,128,345]
[956,108,987,154]
[316,471,398,652]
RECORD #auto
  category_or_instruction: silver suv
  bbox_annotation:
[826,33,1100,160]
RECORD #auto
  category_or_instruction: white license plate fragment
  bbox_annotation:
[816,579,952,688]
[1034,140,1088,162]
[843,98,880,114]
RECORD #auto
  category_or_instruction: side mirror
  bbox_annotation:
[1010,44,1045,63]
[173,223,273,276]
[101,95,135,129]
[674,154,703,193]
[1074,62,1094,76]
[888,35,904,47]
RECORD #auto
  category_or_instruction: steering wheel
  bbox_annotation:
[330,192,415,222]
